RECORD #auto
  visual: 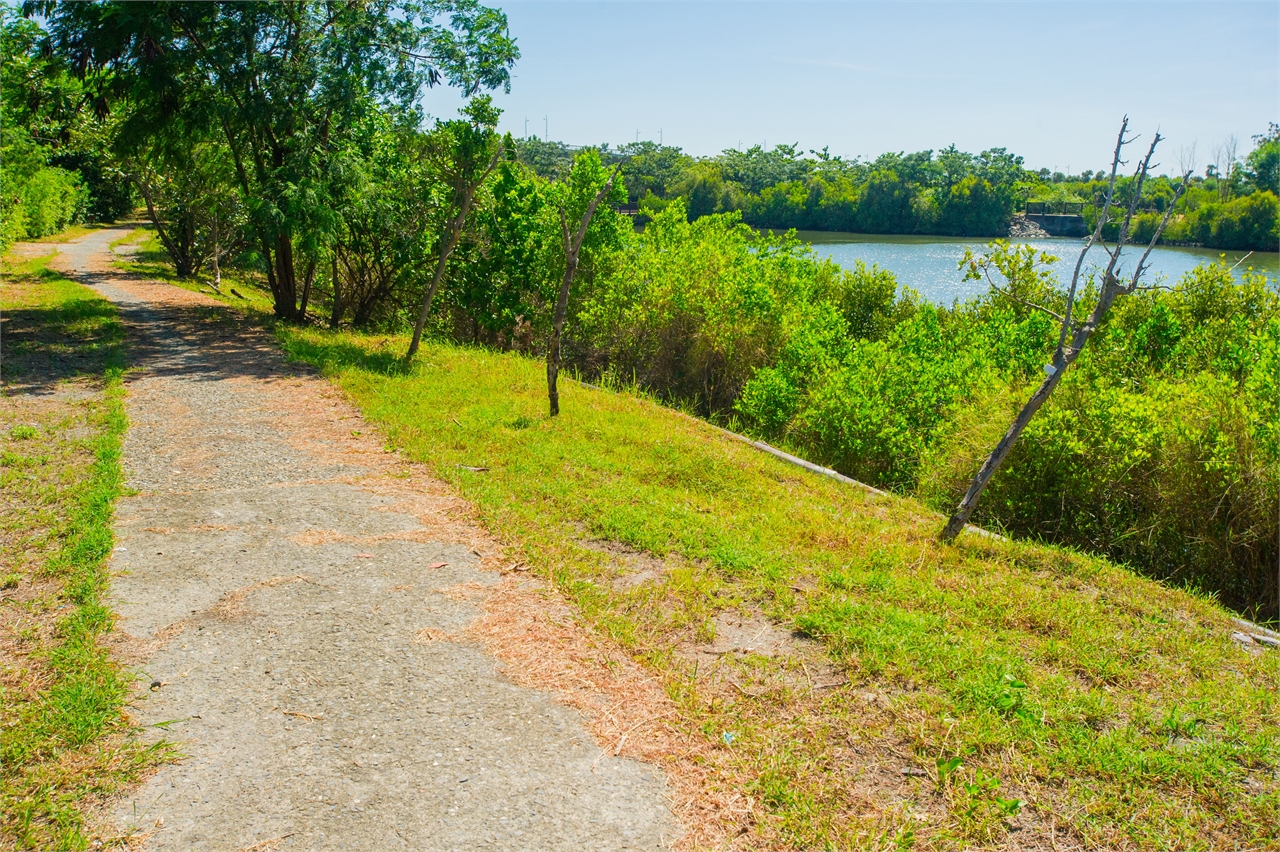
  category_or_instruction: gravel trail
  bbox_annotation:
[50,228,676,851]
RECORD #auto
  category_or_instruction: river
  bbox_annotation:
[790,231,1279,305]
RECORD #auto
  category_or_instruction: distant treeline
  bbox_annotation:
[517,130,1280,250]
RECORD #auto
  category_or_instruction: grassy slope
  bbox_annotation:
[277,328,1278,851]
[0,251,167,849]
[114,240,1279,849]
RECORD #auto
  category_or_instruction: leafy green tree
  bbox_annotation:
[38,0,519,320]
[406,96,508,358]
[617,141,693,203]
[857,169,915,233]
[0,7,92,245]
[545,150,625,416]
[1245,123,1279,195]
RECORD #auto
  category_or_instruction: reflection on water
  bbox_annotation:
[787,231,1278,305]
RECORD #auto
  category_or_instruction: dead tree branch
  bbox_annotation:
[939,119,1189,542]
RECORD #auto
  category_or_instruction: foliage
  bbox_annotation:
[1061,129,1279,252]
[0,7,94,248]
[39,0,519,319]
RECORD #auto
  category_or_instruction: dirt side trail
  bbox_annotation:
[50,229,677,851]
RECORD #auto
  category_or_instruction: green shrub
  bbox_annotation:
[17,167,87,239]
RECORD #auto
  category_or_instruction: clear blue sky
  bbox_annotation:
[420,1,1279,174]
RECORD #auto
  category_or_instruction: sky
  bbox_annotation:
[420,1,1280,174]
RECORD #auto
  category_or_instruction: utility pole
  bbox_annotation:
[635,129,639,143]
[524,117,528,138]
[660,128,662,145]
[544,115,548,142]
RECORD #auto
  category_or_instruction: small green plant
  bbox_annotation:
[8,424,39,440]
[936,755,963,786]
[962,768,1000,799]
[1,573,19,590]
[1158,709,1204,740]
[995,796,1025,818]
[994,673,1027,716]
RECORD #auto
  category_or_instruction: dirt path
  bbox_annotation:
[51,229,676,851]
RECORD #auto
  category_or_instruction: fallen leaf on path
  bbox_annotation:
[427,562,449,569]
[354,553,374,558]
[282,711,323,722]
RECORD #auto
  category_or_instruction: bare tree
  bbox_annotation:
[547,163,622,417]
[1211,134,1240,202]
[1176,142,1197,181]
[939,118,1190,542]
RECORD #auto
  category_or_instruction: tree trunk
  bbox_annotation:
[272,234,299,320]
[330,255,342,328]
[937,120,1187,543]
[547,249,577,417]
[134,174,194,277]
[210,211,222,293]
[938,362,1067,540]
[298,258,317,322]
[406,219,464,360]
[546,163,622,417]
[940,283,1122,541]
[406,145,505,361]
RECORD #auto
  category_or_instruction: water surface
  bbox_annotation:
[790,231,1279,304]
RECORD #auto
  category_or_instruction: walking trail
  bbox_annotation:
[50,228,677,851]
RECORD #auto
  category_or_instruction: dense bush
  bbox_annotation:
[1,165,87,246]
[918,264,1278,611]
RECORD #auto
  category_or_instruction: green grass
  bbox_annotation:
[0,251,170,850]
[113,249,1280,849]
[276,326,1279,850]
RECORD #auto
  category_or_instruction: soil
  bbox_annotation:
[48,229,678,851]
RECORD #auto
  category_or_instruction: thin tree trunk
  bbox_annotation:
[405,144,505,361]
[406,217,465,359]
[210,210,222,293]
[547,164,622,417]
[547,233,576,417]
[298,258,317,322]
[273,234,298,320]
[939,359,1068,540]
[330,255,342,328]
[134,174,193,277]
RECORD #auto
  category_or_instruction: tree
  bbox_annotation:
[37,0,518,321]
[1245,123,1279,195]
[405,96,506,359]
[939,118,1189,542]
[546,152,624,416]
